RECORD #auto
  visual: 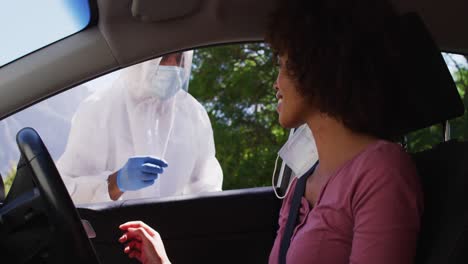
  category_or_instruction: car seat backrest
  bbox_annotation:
[412,141,468,264]
[394,13,467,264]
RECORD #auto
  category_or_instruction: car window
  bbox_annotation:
[1,45,466,204]
[0,44,285,204]
[0,0,91,67]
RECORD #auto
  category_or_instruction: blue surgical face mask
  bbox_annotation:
[151,66,185,100]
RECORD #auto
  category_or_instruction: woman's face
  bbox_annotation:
[274,55,311,128]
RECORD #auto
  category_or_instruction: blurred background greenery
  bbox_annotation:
[190,43,287,190]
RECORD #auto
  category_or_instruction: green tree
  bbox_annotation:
[190,44,288,190]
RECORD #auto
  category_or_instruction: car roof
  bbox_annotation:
[0,0,466,119]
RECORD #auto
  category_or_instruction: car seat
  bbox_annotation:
[391,13,466,264]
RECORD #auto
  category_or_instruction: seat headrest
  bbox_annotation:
[389,13,464,137]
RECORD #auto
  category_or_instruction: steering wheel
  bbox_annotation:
[16,127,100,263]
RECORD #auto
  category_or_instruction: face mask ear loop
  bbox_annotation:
[272,154,293,199]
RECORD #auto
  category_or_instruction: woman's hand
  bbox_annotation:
[119,221,171,264]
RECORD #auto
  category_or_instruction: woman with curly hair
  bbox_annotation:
[265,0,423,263]
[118,0,423,263]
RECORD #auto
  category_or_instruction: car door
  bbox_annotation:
[78,188,282,263]
[65,44,288,264]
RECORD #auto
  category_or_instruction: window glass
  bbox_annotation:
[0,0,91,67]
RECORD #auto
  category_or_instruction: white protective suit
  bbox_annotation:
[57,51,223,204]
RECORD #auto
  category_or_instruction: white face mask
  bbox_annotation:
[151,66,185,100]
[272,124,318,199]
[279,124,318,178]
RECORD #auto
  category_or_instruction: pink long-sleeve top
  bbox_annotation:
[269,140,423,264]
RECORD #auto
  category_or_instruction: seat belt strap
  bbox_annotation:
[279,161,318,264]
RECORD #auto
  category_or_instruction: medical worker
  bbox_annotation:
[57,51,223,204]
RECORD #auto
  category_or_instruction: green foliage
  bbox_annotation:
[190,44,288,190]
[190,46,468,190]
[4,165,16,195]
[450,67,468,140]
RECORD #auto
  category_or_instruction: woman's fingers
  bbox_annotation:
[119,230,143,244]
[128,249,142,261]
[124,240,142,263]
[128,227,155,243]
[119,221,158,236]
[118,233,128,243]
[120,221,169,263]
[124,227,147,240]
[119,225,154,255]
[124,240,142,253]
[120,221,146,230]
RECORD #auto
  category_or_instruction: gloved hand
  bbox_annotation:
[117,156,168,192]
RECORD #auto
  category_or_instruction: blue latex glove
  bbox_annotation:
[116,156,168,192]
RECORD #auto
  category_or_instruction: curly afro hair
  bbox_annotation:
[266,0,406,139]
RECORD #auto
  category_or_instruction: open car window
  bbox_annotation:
[1,45,467,205]
[0,44,286,205]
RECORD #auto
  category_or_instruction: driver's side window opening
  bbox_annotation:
[0,46,466,200]
[0,44,289,203]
